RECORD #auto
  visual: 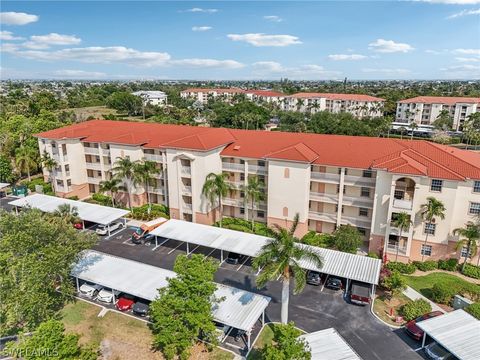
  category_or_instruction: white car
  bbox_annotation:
[95,221,125,236]
[97,288,121,303]
[79,283,103,298]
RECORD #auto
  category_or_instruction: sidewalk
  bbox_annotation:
[402,286,445,313]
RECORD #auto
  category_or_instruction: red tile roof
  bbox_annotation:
[398,96,480,105]
[181,88,246,94]
[35,120,480,180]
[247,90,285,97]
[289,92,385,102]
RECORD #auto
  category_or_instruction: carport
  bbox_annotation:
[72,250,270,349]
[416,309,480,360]
[9,194,130,237]
[299,328,362,360]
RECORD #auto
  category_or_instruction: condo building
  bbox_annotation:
[36,120,480,264]
[395,96,480,131]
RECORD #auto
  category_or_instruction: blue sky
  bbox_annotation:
[1,1,479,80]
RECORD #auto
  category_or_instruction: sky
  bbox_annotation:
[0,1,479,80]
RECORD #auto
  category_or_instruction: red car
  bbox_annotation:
[73,222,83,230]
[405,311,443,340]
[115,294,136,311]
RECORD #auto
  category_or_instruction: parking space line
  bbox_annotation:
[236,256,250,272]
[105,227,126,240]
[223,327,234,343]
[152,238,170,251]
[168,241,184,254]
[205,248,217,259]
[320,275,329,292]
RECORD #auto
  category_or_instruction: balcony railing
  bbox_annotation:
[343,175,376,187]
[147,186,164,195]
[309,192,338,203]
[182,203,193,212]
[393,198,413,210]
[248,164,267,174]
[308,211,337,223]
[387,244,407,255]
[310,172,340,183]
[87,177,101,184]
[342,195,374,208]
[86,162,102,170]
[222,162,245,171]
[341,215,372,227]
[181,166,191,176]
[144,153,163,162]
[84,147,99,155]
[226,180,244,188]
[223,197,245,207]
[182,186,192,194]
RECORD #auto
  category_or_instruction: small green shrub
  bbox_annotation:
[368,252,380,259]
[130,204,170,221]
[431,283,457,304]
[91,193,113,206]
[462,263,480,280]
[301,231,335,248]
[413,261,438,272]
[465,302,480,320]
[67,195,79,200]
[437,258,458,271]
[400,299,432,321]
[214,217,273,237]
[385,261,416,274]
[25,178,53,194]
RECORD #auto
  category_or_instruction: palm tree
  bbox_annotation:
[16,146,37,181]
[409,121,418,141]
[420,197,446,261]
[41,151,58,192]
[134,160,159,213]
[296,99,305,111]
[202,172,233,228]
[391,212,413,261]
[253,214,323,324]
[454,222,480,272]
[53,204,80,224]
[241,176,265,231]
[112,156,138,210]
[99,178,124,207]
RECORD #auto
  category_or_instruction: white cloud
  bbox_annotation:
[453,48,480,55]
[0,31,23,41]
[362,68,411,74]
[264,15,283,22]
[368,39,414,53]
[186,8,218,13]
[0,12,39,25]
[0,43,20,53]
[328,54,367,61]
[447,8,480,18]
[227,33,302,47]
[252,61,340,79]
[455,57,480,62]
[53,70,107,79]
[440,64,480,79]
[415,0,480,4]
[192,26,212,32]
[171,58,245,69]
[29,33,82,46]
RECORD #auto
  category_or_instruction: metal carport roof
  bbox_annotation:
[417,310,480,360]
[9,193,130,225]
[72,250,270,332]
[299,328,361,360]
[0,183,9,190]
[150,219,382,285]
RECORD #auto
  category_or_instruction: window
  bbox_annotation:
[357,228,366,236]
[240,207,245,215]
[394,190,404,200]
[284,168,290,179]
[283,207,288,217]
[469,202,480,215]
[67,179,71,187]
[474,181,480,193]
[338,168,342,174]
[461,246,472,258]
[336,185,340,194]
[65,164,70,172]
[240,191,245,198]
[258,160,265,167]
[240,159,245,164]
[257,211,265,218]
[363,170,373,178]
[240,173,245,181]
[359,208,369,217]
[361,187,370,197]
[430,179,443,192]
[421,245,432,257]
[424,223,436,235]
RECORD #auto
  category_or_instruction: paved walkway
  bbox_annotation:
[402,286,445,313]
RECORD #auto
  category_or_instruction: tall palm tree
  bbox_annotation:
[296,99,305,111]
[53,204,80,224]
[454,222,480,272]
[99,178,124,207]
[112,156,138,210]
[16,146,37,181]
[241,176,265,230]
[409,121,418,140]
[253,214,323,324]
[391,212,413,261]
[41,151,58,193]
[202,172,233,228]
[134,160,159,213]
[420,197,446,261]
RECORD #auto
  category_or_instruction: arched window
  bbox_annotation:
[284,168,290,178]
[283,207,288,217]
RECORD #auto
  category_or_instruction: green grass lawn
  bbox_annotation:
[247,324,275,360]
[403,272,477,300]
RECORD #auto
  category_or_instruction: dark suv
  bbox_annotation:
[325,277,343,291]
[306,271,321,286]
[226,252,245,265]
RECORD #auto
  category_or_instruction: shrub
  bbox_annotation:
[130,204,170,221]
[465,302,480,320]
[301,231,335,248]
[437,258,458,271]
[381,270,406,296]
[214,217,273,237]
[400,299,432,321]
[385,261,416,275]
[368,252,380,259]
[431,283,457,304]
[413,261,438,272]
[459,283,480,302]
[67,195,79,200]
[25,178,53,194]
[91,193,113,206]
[462,263,480,280]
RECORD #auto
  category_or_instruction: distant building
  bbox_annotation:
[396,96,480,131]
[180,88,246,103]
[132,91,168,106]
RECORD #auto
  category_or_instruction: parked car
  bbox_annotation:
[96,221,125,236]
[225,252,245,265]
[405,311,444,341]
[79,283,103,298]
[96,288,121,303]
[214,321,231,342]
[325,277,343,291]
[73,222,83,230]
[116,294,136,311]
[349,282,371,305]
[306,271,322,286]
[132,301,150,317]
[424,342,455,360]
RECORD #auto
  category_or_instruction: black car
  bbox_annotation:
[226,252,245,265]
[325,277,343,291]
[132,301,150,317]
[306,271,321,286]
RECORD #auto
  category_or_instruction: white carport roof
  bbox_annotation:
[72,250,270,332]
[150,219,382,285]
[417,310,480,360]
[0,183,10,190]
[9,193,129,225]
[299,328,361,360]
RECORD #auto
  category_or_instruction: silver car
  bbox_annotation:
[424,342,455,360]
[95,221,124,236]
[96,288,121,303]
[79,283,103,298]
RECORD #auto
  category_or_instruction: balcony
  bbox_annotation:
[101,148,110,156]
[226,179,244,188]
[84,147,99,155]
[341,215,372,228]
[342,195,374,208]
[343,175,376,187]
[144,153,162,162]
[308,211,337,223]
[309,192,338,204]
[387,243,407,255]
[86,162,102,170]
[222,162,245,172]
[310,172,340,183]
[103,163,112,170]
[87,177,101,184]
[181,185,192,195]
[147,186,164,195]
[248,164,267,174]
[182,203,193,213]
[393,198,413,210]
[181,166,191,176]
[223,197,245,208]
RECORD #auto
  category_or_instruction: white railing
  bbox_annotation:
[393,198,413,210]
[342,195,374,208]
[182,186,192,194]
[84,147,99,155]
[101,148,110,156]
[310,172,340,182]
[308,211,337,223]
[182,203,193,211]
[103,163,112,170]
[87,177,101,184]
[86,162,102,170]
[343,175,376,187]
[223,197,245,207]
[144,153,162,162]
[181,166,191,175]
[248,164,267,174]
[222,162,245,171]
[226,180,244,188]
[65,171,71,177]
[387,244,407,255]
[148,186,164,195]
[309,192,338,203]
[341,215,372,227]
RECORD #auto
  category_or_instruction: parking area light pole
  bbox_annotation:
[247,330,251,349]
[75,277,79,291]
[108,224,111,237]
[421,332,426,348]
[220,249,224,263]
[262,310,265,326]
[186,242,190,254]
[112,288,116,304]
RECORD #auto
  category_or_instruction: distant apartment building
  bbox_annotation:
[132,91,168,106]
[395,96,480,131]
[36,120,480,264]
[180,88,247,104]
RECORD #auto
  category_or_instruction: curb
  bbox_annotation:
[370,295,403,329]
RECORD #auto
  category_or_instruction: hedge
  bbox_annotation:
[465,302,480,320]
[385,262,416,275]
[400,299,432,321]
[130,204,170,221]
[24,178,53,195]
[431,282,480,305]
[368,252,380,259]
[91,193,114,207]
[214,217,273,237]
[462,263,480,280]
[437,258,458,272]
[413,261,438,272]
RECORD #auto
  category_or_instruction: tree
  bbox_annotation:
[391,212,413,261]
[0,155,13,183]
[262,323,311,360]
[454,222,480,272]
[41,151,58,193]
[112,156,138,210]
[99,178,124,207]
[332,225,362,254]
[381,270,406,300]
[241,176,265,230]
[53,204,80,224]
[201,172,233,228]
[134,160,159,213]
[15,146,37,182]
[0,209,96,334]
[149,254,219,360]
[4,320,98,360]
[433,110,454,131]
[408,121,418,140]
[253,214,323,324]
[420,197,446,261]
[106,91,142,116]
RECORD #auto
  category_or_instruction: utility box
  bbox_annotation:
[453,295,473,310]
[12,185,28,197]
